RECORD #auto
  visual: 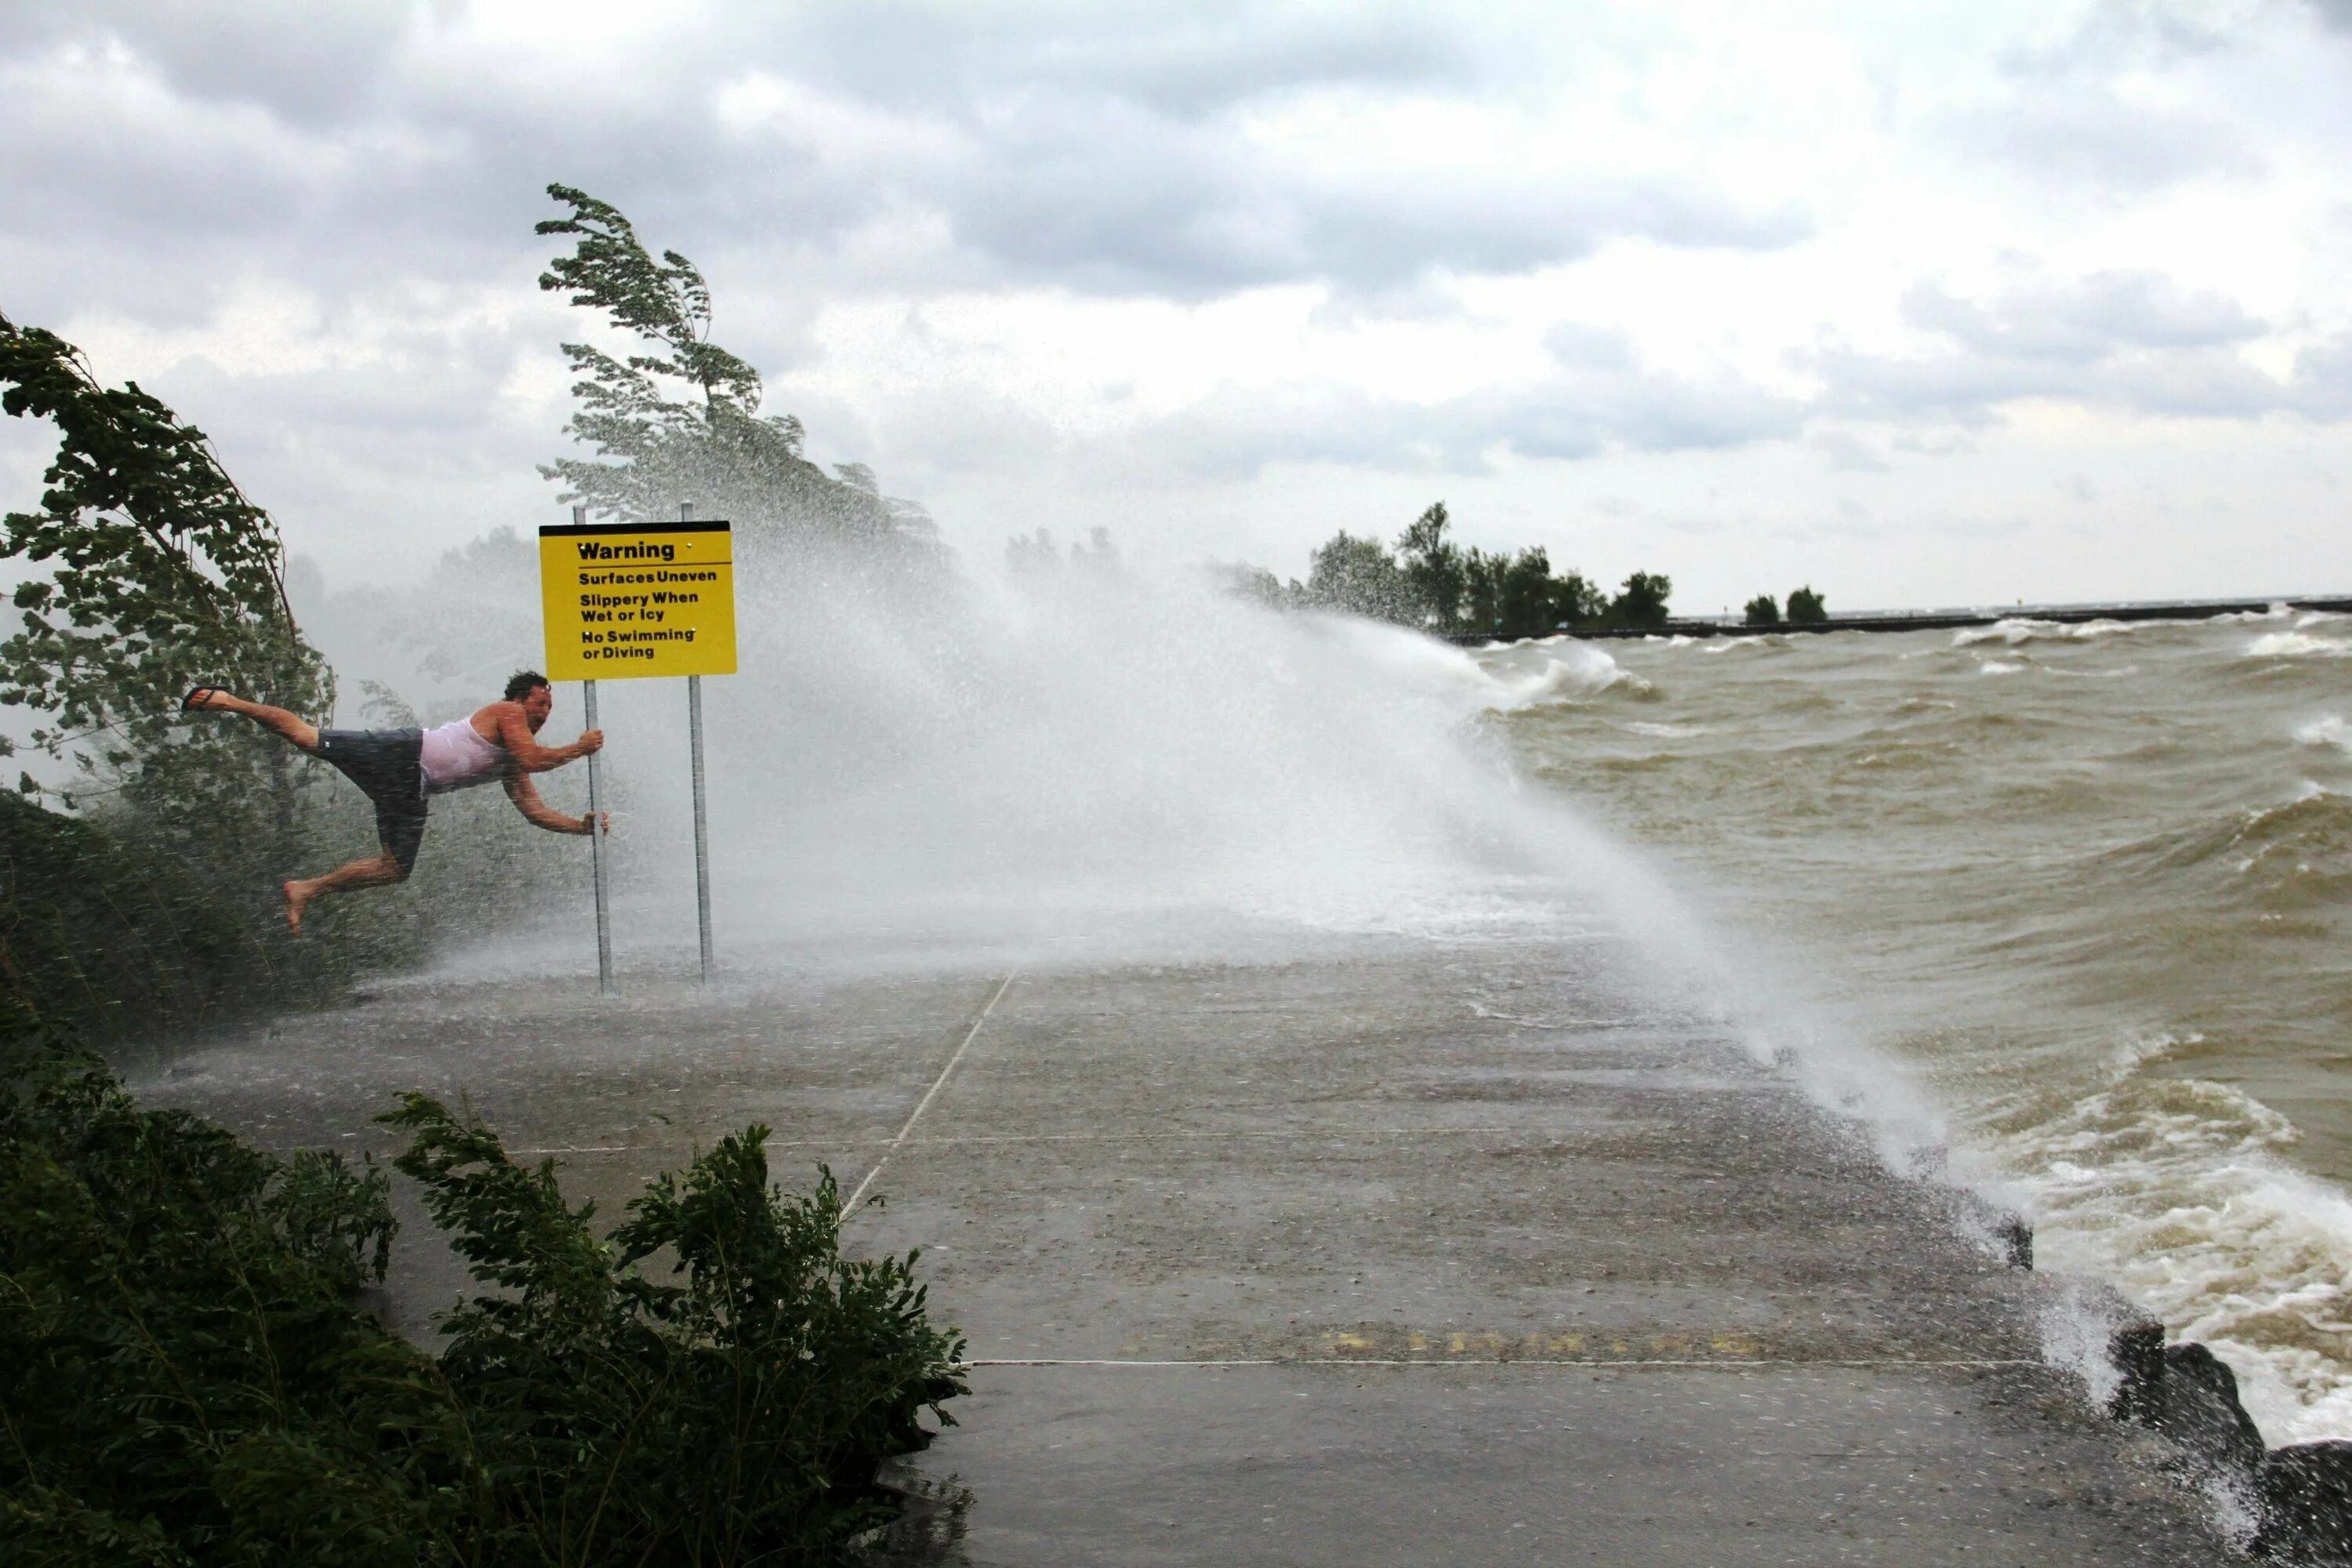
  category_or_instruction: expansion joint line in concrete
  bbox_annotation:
[962,1357,2045,1370]
[842,971,1017,1220]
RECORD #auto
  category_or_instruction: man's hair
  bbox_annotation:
[504,670,551,702]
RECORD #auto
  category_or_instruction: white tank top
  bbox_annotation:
[418,716,506,794]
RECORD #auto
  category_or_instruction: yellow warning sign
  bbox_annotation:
[538,521,737,681]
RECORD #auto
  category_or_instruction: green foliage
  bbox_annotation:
[1207,561,1289,609]
[0,1018,440,1567]
[1472,546,1605,640]
[1231,503,1661,641]
[535,186,939,561]
[1605,571,1673,630]
[1,1029,967,1566]
[0,312,330,823]
[1553,567,1606,629]
[1786,584,1828,624]
[387,1093,967,1565]
[0,315,593,1025]
[0,792,306,1040]
[1392,502,1463,627]
[0,318,419,1029]
[1743,593,1780,627]
[1006,527,1117,578]
[1305,530,1417,623]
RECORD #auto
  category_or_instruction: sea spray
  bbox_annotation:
[301,535,2352,1447]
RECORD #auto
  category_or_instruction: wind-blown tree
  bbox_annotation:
[535,184,938,560]
[1305,531,1417,622]
[1606,571,1674,630]
[1497,548,1555,636]
[1744,593,1781,626]
[0,312,329,833]
[1005,526,1119,579]
[1394,502,1464,628]
[1461,545,1602,640]
[1786,584,1828,624]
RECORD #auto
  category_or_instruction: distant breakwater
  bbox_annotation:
[1444,593,2352,644]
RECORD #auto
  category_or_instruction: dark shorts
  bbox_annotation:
[316,728,428,873]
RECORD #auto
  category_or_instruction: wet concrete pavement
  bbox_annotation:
[137,933,2231,1565]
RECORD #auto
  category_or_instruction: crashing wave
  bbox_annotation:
[2249,631,2352,659]
[1469,637,1644,710]
[1955,617,2143,648]
[2296,716,2352,753]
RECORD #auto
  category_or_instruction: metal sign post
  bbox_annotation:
[688,672,712,982]
[681,503,714,983]
[539,502,736,990]
[575,509,617,995]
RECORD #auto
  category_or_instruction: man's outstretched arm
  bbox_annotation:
[503,773,607,836]
[491,702,604,773]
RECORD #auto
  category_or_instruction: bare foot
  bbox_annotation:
[283,879,310,937]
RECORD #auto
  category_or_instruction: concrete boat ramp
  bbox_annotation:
[140,932,2229,1565]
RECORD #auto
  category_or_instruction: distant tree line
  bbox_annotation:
[1214,503,1676,639]
[1006,525,1120,576]
[1743,586,1828,626]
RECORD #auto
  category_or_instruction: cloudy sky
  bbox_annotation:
[5,0,2351,613]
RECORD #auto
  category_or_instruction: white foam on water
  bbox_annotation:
[2295,715,2352,753]
[1994,1031,2352,1446]
[1471,637,1639,709]
[1512,611,2352,1450]
[1978,659,2026,676]
[1955,617,2140,648]
[2248,630,2352,659]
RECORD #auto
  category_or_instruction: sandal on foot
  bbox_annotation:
[180,685,223,713]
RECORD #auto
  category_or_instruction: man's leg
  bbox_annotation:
[283,851,408,936]
[283,806,425,935]
[186,689,319,753]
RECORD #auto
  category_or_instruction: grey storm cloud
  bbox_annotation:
[5,0,2347,584]
[949,108,1808,296]
[780,2,1497,121]
[1943,5,2262,194]
[1901,271,2265,360]
[1809,269,2346,426]
[0,1,1809,326]
[1120,326,1802,482]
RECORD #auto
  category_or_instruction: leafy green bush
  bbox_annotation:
[1787,585,1828,624]
[0,786,448,1041]
[0,1015,437,1566]
[385,1092,967,1566]
[1,1024,967,1566]
[1743,593,1780,627]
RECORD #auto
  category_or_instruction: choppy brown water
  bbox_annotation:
[1476,609,2352,1443]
